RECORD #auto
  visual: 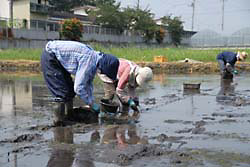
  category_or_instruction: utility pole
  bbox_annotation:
[9,0,13,28]
[137,0,140,9]
[191,0,196,31]
[221,0,225,31]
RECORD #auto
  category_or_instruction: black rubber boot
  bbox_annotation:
[65,100,74,119]
[53,102,66,126]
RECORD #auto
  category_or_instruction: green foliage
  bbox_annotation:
[0,49,42,60]
[161,16,184,46]
[94,0,116,6]
[155,27,166,44]
[60,18,83,41]
[90,1,157,42]
[89,2,127,33]
[123,6,157,43]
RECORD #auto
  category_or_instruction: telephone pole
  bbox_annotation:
[9,0,13,28]
[221,0,225,31]
[191,0,196,31]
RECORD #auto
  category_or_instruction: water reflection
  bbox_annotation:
[48,127,97,167]
[72,150,95,167]
[101,124,148,148]
[216,78,235,103]
[47,127,74,167]
[0,78,48,115]
[53,127,73,144]
[47,148,74,167]
[153,73,167,84]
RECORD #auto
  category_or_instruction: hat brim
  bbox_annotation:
[136,75,145,87]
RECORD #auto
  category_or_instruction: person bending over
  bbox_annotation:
[41,40,119,125]
[217,51,247,79]
[98,58,153,113]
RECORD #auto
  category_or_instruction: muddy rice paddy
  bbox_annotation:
[1,72,250,167]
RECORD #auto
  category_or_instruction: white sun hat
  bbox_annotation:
[136,67,153,87]
[240,51,248,60]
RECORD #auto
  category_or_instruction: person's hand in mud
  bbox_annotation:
[128,99,139,112]
[133,97,139,106]
[89,103,100,113]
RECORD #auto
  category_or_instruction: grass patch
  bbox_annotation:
[0,46,249,62]
[0,48,42,61]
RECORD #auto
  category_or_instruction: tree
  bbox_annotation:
[123,6,157,43]
[60,18,83,41]
[89,2,128,33]
[93,0,116,6]
[161,16,184,46]
[155,27,165,44]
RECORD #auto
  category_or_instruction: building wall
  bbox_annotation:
[13,0,30,20]
[30,13,48,20]
[30,0,48,5]
[0,0,10,18]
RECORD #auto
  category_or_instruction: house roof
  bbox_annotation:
[49,11,91,22]
[71,5,97,11]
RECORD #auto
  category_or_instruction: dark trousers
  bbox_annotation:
[41,50,75,102]
[218,59,226,74]
[217,59,233,79]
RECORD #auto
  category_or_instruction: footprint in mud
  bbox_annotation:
[191,120,206,134]
[143,98,156,105]
[0,133,42,143]
[212,112,248,118]
[175,120,206,135]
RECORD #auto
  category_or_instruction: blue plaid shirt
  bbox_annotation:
[46,40,101,105]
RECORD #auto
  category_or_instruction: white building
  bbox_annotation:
[0,0,10,18]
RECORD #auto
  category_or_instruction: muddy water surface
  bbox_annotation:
[1,73,250,167]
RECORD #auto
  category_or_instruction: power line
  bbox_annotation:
[176,8,250,16]
[191,0,196,31]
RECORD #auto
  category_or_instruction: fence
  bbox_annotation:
[0,17,132,36]
[191,29,250,48]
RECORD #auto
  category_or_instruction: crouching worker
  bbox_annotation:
[217,51,247,79]
[41,40,119,125]
[99,58,153,114]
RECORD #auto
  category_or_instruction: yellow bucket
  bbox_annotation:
[154,56,167,63]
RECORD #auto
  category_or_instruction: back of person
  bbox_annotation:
[217,51,237,66]
[117,59,138,89]
[46,40,100,75]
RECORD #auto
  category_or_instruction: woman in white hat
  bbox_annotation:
[99,58,153,112]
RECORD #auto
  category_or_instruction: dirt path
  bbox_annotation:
[1,60,250,74]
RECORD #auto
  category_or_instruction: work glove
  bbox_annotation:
[233,70,238,75]
[91,103,100,113]
[133,97,139,106]
[128,99,138,111]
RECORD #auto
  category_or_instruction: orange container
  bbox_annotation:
[154,56,167,63]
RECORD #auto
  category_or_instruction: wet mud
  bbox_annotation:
[1,73,250,167]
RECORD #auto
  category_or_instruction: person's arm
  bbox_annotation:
[74,56,96,105]
[128,85,136,98]
[116,67,131,104]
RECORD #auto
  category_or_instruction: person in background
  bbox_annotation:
[217,51,248,79]
[41,40,119,125]
[99,58,153,113]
